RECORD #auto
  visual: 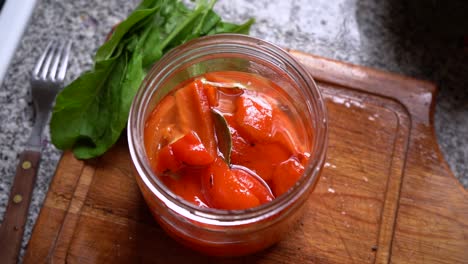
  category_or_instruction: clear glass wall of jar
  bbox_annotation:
[128,34,328,256]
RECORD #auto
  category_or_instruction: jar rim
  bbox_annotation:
[128,34,328,226]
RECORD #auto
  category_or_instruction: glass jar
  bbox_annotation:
[128,34,328,256]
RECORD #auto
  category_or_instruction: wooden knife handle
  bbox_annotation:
[0,150,41,264]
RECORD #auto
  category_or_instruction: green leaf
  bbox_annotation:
[50,0,255,159]
[95,3,161,61]
[51,45,128,157]
[211,109,232,165]
[207,18,255,35]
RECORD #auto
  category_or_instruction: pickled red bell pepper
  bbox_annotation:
[144,71,310,209]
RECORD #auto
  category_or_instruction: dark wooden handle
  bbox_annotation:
[0,150,41,264]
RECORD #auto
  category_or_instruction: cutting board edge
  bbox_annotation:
[288,49,437,95]
[290,50,466,194]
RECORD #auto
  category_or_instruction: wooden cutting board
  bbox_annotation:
[23,51,468,264]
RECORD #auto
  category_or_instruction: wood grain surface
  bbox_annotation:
[23,51,468,264]
[0,150,41,264]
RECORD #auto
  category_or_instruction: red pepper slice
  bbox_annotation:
[160,167,209,208]
[233,167,274,204]
[235,94,273,142]
[175,79,217,157]
[271,157,304,197]
[155,145,182,174]
[171,131,214,166]
[202,158,261,210]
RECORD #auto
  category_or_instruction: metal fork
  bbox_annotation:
[0,40,71,264]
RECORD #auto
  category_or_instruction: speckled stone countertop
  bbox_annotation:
[1,0,467,260]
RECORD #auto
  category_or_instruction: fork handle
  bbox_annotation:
[0,150,41,264]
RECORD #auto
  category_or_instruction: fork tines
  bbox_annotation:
[33,40,72,82]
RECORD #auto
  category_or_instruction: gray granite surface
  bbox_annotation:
[0,0,466,261]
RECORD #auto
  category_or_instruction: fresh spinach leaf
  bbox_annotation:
[207,19,255,35]
[95,1,161,61]
[50,0,254,159]
[51,44,128,156]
